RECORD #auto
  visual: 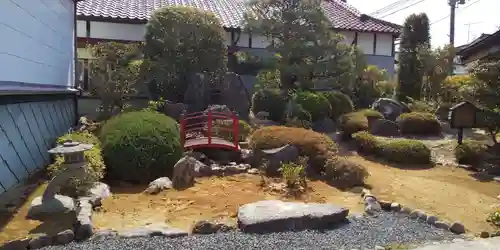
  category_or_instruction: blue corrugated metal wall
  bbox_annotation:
[0,98,75,194]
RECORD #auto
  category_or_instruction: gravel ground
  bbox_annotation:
[42,213,468,250]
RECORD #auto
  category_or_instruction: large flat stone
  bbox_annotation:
[26,195,75,220]
[237,200,349,233]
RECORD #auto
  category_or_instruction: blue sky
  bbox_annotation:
[347,0,498,48]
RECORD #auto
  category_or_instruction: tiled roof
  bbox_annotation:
[77,0,401,33]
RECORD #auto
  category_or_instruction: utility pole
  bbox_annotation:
[449,0,457,46]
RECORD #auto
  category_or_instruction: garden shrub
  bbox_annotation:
[322,91,355,120]
[280,160,306,188]
[47,132,105,197]
[212,119,252,142]
[99,111,183,183]
[284,101,312,128]
[487,209,500,228]
[251,88,287,122]
[352,131,380,154]
[357,109,384,121]
[378,139,432,164]
[324,157,369,189]
[454,140,487,165]
[143,6,227,101]
[249,126,338,172]
[397,112,442,136]
[294,91,332,121]
[338,112,369,137]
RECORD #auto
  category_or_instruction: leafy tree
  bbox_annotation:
[352,65,387,108]
[470,60,500,144]
[143,6,227,101]
[244,0,355,91]
[420,45,456,101]
[398,13,431,101]
[87,42,142,120]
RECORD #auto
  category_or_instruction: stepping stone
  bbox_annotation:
[237,200,349,233]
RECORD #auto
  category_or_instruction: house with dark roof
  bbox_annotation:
[75,0,401,90]
[0,0,81,194]
[457,30,500,65]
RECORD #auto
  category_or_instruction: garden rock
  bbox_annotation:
[378,200,392,211]
[426,215,438,225]
[219,72,251,119]
[192,220,235,234]
[91,229,118,241]
[369,119,400,137]
[371,98,410,121]
[184,73,210,113]
[400,206,413,215]
[409,210,427,221]
[118,223,188,238]
[144,177,173,194]
[28,235,52,249]
[87,182,111,207]
[259,144,299,176]
[26,195,75,220]
[247,168,259,174]
[435,221,451,230]
[450,222,466,234]
[363,195,381,215]
[163,102,187,121]
[237,200,349,233]
[54,229,74,245]
[255,111,270,120]
[75,199,93,241]
[312,117,336,133]
[390,202,401,212]
[172,156,197,189]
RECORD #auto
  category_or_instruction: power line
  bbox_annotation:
[369,0,415,16]
[378,0,429,19]
[430,0,483,25]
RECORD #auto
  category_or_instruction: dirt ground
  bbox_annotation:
[92,174,363,231]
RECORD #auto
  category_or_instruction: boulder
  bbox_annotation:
[450,221,466,234]
[87,182,111,207]
[363,195,381,215]
[144,177,173,194]
[184,73,210,113]
[172,156,197,189]
[163,102,187,121]
[369,119,401,137]
[54,229,74,245]
[435,220,451,230]
[28,235,52,249]
[118,224,188,238]
[219,72,251,119]
[258,144,299,176]
[26,195,75,220]
[372,98,410,121]
[237,200,349,233]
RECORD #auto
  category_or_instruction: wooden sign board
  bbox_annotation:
[449,101,477,129]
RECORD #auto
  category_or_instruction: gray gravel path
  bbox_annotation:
[42,213,468,250]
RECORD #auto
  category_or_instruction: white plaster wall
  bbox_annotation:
[0,0,75,91]
[357,32,374,54]
[90,21,146,41]
[338,30,355,45]
[376,33,393,56]
[76,20,87,38]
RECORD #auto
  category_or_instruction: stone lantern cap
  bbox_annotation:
[48,140,93,155]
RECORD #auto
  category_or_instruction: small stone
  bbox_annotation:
[449,221,466,234]
[452,238,465,243]
[374,246,385,250]
[91,229,118,241]
[390,203,401,212]
[247,168,259,174]
[409,210,427,221]
[229,162,237,166]
[400,206,413,215]
[378,200,391,211]
[480,231,490,238]
[492,231,500,237]
[434,221,451,230]
[426,215,438,225]
[28,235,52,249]
[54,229,74,245]
[192,220,235,234]
[144,177,172,194]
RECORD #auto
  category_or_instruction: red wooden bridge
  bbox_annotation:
[180,110,240,151]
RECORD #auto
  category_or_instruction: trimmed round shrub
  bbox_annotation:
[352,131,380,154]
[294,91,332,122]
[378,139,432,164]
[357,109,384,121]
[396,112,442,136]
[455,140,487,165]
[249,126,338,172]
[251,88,287,122]
[322,91,355,120]
[338,112,369,137]
[99,111,183,183]
[47,132,105,197]
[324,157,369,189]
[284,102,312,129]
[212,119,252,142]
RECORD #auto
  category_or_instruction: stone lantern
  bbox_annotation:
[27,140,93,220]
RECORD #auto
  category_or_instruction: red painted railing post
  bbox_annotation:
[232,113,239,150]
[180,115,186,147]
[207,110,212,145]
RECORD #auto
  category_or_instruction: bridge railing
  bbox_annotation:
[180,110,239,150]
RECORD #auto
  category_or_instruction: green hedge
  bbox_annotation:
[322,91,355,121]
[251,88,287,122]
[455,140,487,165]
[338,112,369,138]
[396,112,442,136]
[99,111,183,183]
[47,132,105,197]
[294,91,332,122]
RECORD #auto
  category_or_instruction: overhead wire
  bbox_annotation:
[369,0,415,16]
[378,0,429,19]
[430,0,483,25]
